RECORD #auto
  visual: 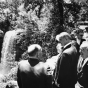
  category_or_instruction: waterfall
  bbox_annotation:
[1,30,16,74]
[0,29,30,74]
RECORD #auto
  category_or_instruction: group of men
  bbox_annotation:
[17,27,88,88]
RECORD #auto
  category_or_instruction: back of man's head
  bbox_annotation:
[27,44,42,59]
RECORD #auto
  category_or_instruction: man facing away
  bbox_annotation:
[17,44,52,88]
[54,32,79,88]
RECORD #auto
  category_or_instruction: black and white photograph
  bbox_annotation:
[0,0,88,88]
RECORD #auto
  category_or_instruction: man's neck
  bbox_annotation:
[28,59,39,67]
[81,55,88,60]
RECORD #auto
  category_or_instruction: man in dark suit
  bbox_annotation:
[17,44,52,88]
[70,29,84,55]
[54,32,79,88]
[77,41,88,88]
[83,27,88,40]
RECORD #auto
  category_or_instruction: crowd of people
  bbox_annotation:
[17,27,88,88]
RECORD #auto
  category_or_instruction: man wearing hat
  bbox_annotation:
[17,44,52,88]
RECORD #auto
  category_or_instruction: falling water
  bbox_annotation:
[1,30,16,74]
[0,29,30,74]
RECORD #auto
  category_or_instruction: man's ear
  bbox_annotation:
[65,36,68,41]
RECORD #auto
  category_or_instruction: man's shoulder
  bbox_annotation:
[35,62,45,69]
[18,60,28,65]
[18,60,30,71]
[33,62,50,75]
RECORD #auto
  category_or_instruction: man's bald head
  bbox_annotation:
[27,44,42,59]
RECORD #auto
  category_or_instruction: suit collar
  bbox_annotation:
[63,42,72,51]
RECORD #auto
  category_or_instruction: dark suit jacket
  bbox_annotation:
[17,60,52,88]
[57,42,79,88]
[77,58,88,88]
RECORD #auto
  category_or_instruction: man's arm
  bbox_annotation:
[57,53,71,84]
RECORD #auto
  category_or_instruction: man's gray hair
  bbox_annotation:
[80,41,88,50]
[56,32,71,42]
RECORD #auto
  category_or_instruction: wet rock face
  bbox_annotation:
[1,29,31,74]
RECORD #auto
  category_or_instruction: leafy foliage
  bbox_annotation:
[0,0,88,88]
[63,0,88,33]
